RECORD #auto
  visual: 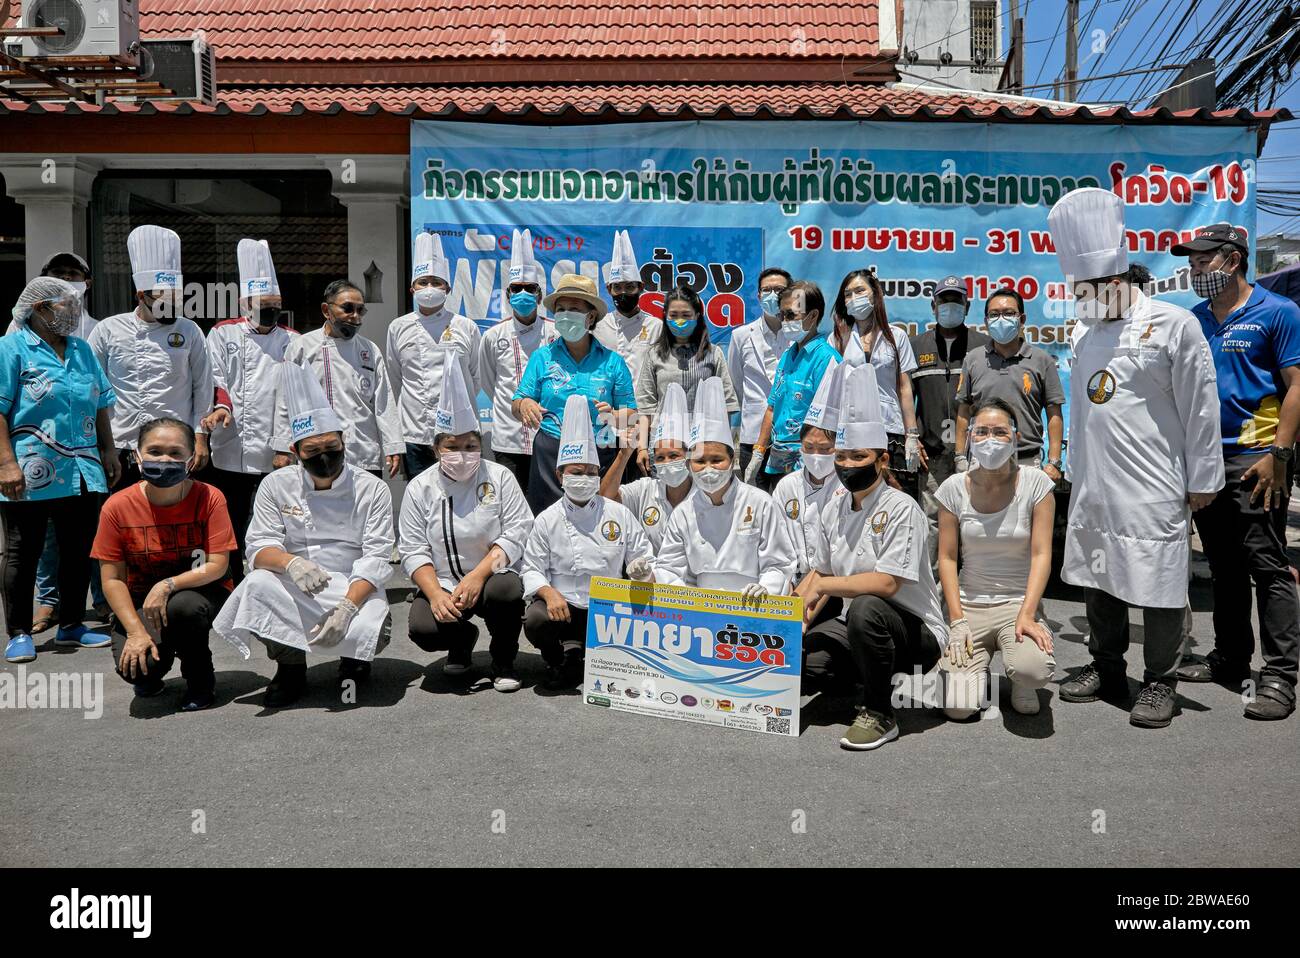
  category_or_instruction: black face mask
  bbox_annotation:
[333,320,361,340]
[255,306,281,328]
[301,447,345,481]
[835,461,879,493]
[613,292,640,314]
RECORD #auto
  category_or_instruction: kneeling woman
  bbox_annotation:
[655,377,794,600]
[93,418,239,712]
[521,393,653,690]
[795,364,949,751]
[936,399,1056,718]
[399,360,533,691]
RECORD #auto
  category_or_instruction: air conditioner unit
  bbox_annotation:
[13,0,139,60]
[139,35,217,104]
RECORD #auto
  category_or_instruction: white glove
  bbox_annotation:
[308,597,360,648]
[743,450,765,485]
[946,618,973,668]
[904,432,921,471]
[955,454,969,474]
[626,556,654,581]
[286,556,331,596]
[741,582,769,604]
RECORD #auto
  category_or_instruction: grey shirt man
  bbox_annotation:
[957,339,1065,460]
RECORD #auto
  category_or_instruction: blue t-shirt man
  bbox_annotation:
[767,334,839,458]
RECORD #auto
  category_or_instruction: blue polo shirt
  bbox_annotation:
[767,335,839,450]
[1193,284,1300,458]
[513,337,636,440]
[0,325,115,501]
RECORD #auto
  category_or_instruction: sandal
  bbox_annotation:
[30,605,57,634]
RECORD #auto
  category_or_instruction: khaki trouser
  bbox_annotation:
[938,599,1056,719]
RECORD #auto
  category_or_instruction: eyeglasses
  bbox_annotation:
[987,311,1021,321]
[777,310,802,321]
[971,426,1014,440]
[762,286,789,297]
[331,302,367,316]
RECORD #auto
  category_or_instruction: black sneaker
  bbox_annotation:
[1244,678,1296,721]
[180,685,215,712]
[1130,681,1177,728]
[560,649,585,685]
[1060,662,1128,703]
[265,663,307,708]
[1176,650,1249,686]
[339,658,371,681]
[133,676,166,698]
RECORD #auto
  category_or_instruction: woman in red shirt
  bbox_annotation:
[92,418,238,712]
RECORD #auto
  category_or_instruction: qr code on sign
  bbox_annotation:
[765,716,791,735]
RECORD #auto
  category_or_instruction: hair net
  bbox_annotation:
[12,276,78,324]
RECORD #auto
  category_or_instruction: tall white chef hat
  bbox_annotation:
[557,393,599,467]
[237,238,280,299]
[804,356,844,432]
[282,361,344,446]
[508,228,542,286]
[434,357,479,438]
[1047,187,1128,282]
[128,225,183,293]
[688,376,733,451]
[840,330,868,368]
[412,230,450,284]
[602,230,640,285]
[652,381,690,447]
[835,362,888,451]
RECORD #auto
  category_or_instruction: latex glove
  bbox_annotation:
[626,556,654,581]
[955,454,970,474]
[286,556,331,596]
[904,432,921,471]
[741,582,769,605]
[308,597,360,648]
[743,450,765,485]
[945,618,973,668]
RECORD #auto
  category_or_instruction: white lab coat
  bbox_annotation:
[88,311,213,448]
[1064,290,1224,608]
[655,478,794,595]
[273,329,405,471]
[398,459,533,591]
[617,475,689,552]
[727,319,790,445]
[520,494,650,608]
[593,309,662,383]
[214,464,394,661]
[772,467,842,578]
[479,315,556,454]
[207,319,294,474]
[386,308,482,446]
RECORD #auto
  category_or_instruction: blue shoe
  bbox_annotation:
[54,624,112,649]
[4,634,36,663]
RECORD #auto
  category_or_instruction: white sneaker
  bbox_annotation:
[492,671,522,693]
[1010,683,1040,715]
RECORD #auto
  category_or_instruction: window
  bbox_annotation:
[970,1,999,75]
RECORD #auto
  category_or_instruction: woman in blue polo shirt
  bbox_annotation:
[1,278,120,663]
[511,273,637,513]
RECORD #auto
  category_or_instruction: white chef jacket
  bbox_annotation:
[520,494,650,608]
[727,318,791,445]
[386,307,482,446]
[207,319,294,474]
[398,458,533,592]
[88,310,213,448]
[479,315,556,454]
[1063,289,1224,608]
[593,309,662,383]
[814,481,949,646]
[213,464,395,661]
[772,467,843,579]
[6,310,98,342]
[655,478,794,595]
[617,475,690,552]
[273,329,405,471]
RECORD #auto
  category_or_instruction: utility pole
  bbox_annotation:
[1065,0,1079,101]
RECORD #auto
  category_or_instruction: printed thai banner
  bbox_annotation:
[582,576,803,738]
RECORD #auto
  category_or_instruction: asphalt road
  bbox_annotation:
[2,511,1297,869]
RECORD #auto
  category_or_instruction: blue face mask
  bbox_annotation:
[987,316,1021,344]
[936,302,965,329]
[760,291,781,316]
[667,317,698,339]
[509,291,538,317]
[554,311,589,343]
[139,458,189,488]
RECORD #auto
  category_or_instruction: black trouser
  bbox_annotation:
[803,595,940,716]
[403,443,438,480]
[408,571,524,667]
[523,597,588,666]
[738,443,756,478]
[202,467,264,585]
[109,582,229,693]
[746,446,784,493]
[1,490,101,635]
[1194,453,1300,690]
[526,431,619,515]
[492,450,531,496]
[1084,587,1182,686]
[113,449,141,490]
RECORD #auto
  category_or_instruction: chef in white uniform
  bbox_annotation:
[388,231,482,479]
[772,359,844,584]
[1048,187,1224,729]
[273,279,404,477]
[520,393,653,690]
[598,381,693,551]
[655,377,794,599]
[399,357,533,693]
[89,225,214,486]
[796,363,948,752]
[727,267,794,477]
[202,238,296,581]
[215,362,395,708]
[479,228,556,494]
[594,230,662,385]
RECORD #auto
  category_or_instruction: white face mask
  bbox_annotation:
[438,450,480,481]
[782,319,805,340]
[801,452,835,480]
[971,437,1015,470]
[846,293,874,321]
[414,286,447,311]
[693,465,732,494]
[562,473,599,504]
[654,458,690,488]
[936,302,965,329]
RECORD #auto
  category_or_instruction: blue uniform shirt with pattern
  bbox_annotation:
[513,337,636,440]
[767,335,839,450]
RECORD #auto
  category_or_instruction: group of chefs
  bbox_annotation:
[1,184,1296,751]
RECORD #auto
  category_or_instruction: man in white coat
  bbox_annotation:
[727,267,794,477]
[272,279,404,477]
[215,362,395,707]
[89,225,214,486]
[479,228,555,494]
[201,238,297,582]
[387,231,482,478]
[1049,188,1225,729]
[595,230,662,384]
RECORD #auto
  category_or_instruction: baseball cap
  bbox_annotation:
[931,275,969,303]
[1171,223,1248,256]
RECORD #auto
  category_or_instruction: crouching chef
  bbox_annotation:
[214,362,395,707]
[655,377,795,601]
[398,357,533,692]
[521,393,653,691]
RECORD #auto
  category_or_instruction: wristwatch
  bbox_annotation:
[1046,458,1064,471]
[1267,445,1295,463]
